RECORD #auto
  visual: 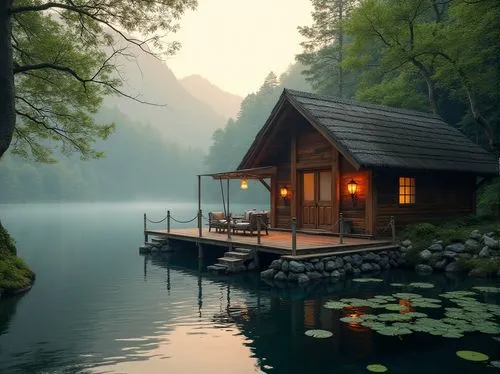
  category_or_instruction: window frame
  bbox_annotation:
[398,176,416,206]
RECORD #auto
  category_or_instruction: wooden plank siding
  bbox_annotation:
[374,171,476,233]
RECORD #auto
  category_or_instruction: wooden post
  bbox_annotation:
[198,242,203,259]
[198,209,202,237]
[143,213,148,244]
[198,175,201,236]
[257,216,261,245]
[167,210,171,233]
[227,178,230,219]
[390,216,396,243]
[339,212,344,244]
[227,213,232,240]
[291,217,297,256]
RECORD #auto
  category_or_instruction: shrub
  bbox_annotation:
[0,222,16,256]
[457,258,500,273]
[478,177,500,218]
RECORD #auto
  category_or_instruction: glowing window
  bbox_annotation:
[399,177,416,205]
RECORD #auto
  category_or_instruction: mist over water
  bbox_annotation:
[0,202,498,374]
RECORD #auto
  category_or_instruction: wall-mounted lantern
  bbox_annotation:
[280,186,289,200]
[240,178,248,190]
[347,179,358,205]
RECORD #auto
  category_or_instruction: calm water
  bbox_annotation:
[0,202,499,374]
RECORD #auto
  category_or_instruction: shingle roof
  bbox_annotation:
[281,89,497,175]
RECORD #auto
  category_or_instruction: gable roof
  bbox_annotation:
[239,89,498,176]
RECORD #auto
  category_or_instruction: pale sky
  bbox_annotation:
[167,0,313,96]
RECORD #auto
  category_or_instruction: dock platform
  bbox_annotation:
[144,228,398,259]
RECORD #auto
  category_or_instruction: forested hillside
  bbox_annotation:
[0,107,204,202]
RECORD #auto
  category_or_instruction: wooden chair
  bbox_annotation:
[208,211,228,232]
[232,212,269,236]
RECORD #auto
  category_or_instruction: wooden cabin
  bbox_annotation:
[217,89,498,236]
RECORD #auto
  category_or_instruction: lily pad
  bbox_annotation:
[352,278,384,283]
[390,283,405,287]
[366,364,388,372]
[442,331,464,338]
[490,361,500,369]
[409,282,434,289]
[374,326,412,336]
[472,286,500,293]
[361,321,386,329]
[478,326,500,334]
[384,304,405,311]
[456,350,489,362]
[359,314,379,320]
[340,317,362,323]
[411,302,442,309]
[406,312,428,318]
[393,293,422,300]
[304,329,333,338]
[324,301,348,310]
[377,313,412,322]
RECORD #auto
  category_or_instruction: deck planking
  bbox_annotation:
[145,228,397,257]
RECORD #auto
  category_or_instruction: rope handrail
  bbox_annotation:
[146,215,168,224]
[170,213,199,224]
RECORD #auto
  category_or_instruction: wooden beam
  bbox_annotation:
[332,149,340,232]
[271,176,277,227]
[366,170,375,235]
[258,178,271,192]
[291,122,297,222]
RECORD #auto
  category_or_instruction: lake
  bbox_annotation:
[0,202,499,374]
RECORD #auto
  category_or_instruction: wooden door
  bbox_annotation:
[300,170,333,230]
[301,172,316,228]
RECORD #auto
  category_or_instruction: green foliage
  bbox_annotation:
[0,223,34,291]
[457,258,500,274]
[4,0,197,161]
[478,178,500,217]
[0,222,16,256]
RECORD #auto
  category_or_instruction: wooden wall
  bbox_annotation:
[374,171,476,234]
[339,158,369,234]
[275,164,291,228]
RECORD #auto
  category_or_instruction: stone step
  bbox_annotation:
[151,237,168,243]
[225,251,253,260]
[233,247,254,254]
[218,257,244,266]
[282,245,400,261]
[207,264,228,273]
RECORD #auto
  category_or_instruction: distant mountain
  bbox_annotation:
[180,75,243,120]
[104,48,226,150]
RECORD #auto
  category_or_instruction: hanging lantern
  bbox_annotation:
[240,178,248,190]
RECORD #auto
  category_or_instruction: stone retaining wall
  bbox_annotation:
[260,250,404,283]
[404,229,500,277]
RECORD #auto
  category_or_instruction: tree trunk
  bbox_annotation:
[0,0,15,159]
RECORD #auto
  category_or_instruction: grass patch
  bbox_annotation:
[0,223,34,291]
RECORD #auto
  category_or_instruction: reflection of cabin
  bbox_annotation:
[229,89,497,236]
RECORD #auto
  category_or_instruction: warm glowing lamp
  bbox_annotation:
[280,186,289,200]
[347,179,358,197]
[240,178,248,190]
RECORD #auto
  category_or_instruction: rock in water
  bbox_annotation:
[415,264,433,274]
[478,246,490,258]
[445,261,460,272]
[445,243,466,253]
[420,249,432,260]
[289,261,305,273]
[429,243,444,252]
[297,273,310,284]
[261,269,276,279]
[484,235,500,249]
[274,271,287,281]
[281,260,289,272]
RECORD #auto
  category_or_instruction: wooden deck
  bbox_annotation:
[145,228,398,258]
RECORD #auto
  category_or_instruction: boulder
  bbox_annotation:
[247,261,257,271]
[415,264,433,274]
[304,262,315,272]
[479,246,491,258]
[420,249,432,261]
[445,243,466,253]
[371,262,381,272]
[335,258,344,269]
[428,243,444,252]
[270,259,282,270]
[314,261,325,272]
[361,263,373,272]
[430,251,444,260]
[342,255,352,263]
[322,271,330,278]
[468,268,488,277]
[310,258,320,264]
[287,272,299,282]
[352,268,361,276]
[402,239,412,247]
[344,263,353,273]
[434,259,448,270]
[274,271,287,281]
[445,261,460,272]
[306,271,322,280]
[465,238,480,251]
[457,253,472,260]
[352,254,363,266]
[261,269,276,279]
[363,252,377,262]
[281,260,289,272]
[484,235,500,249]
[325,260,336,272]
[443,250,458,259]
[289,261,305,273]
[389,259,399,268]
[297,273,310,284]
[331,270,341,278]
[468,230,482,240]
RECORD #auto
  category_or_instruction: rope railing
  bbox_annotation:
[169,214,199,224]
[146,215,168,224]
